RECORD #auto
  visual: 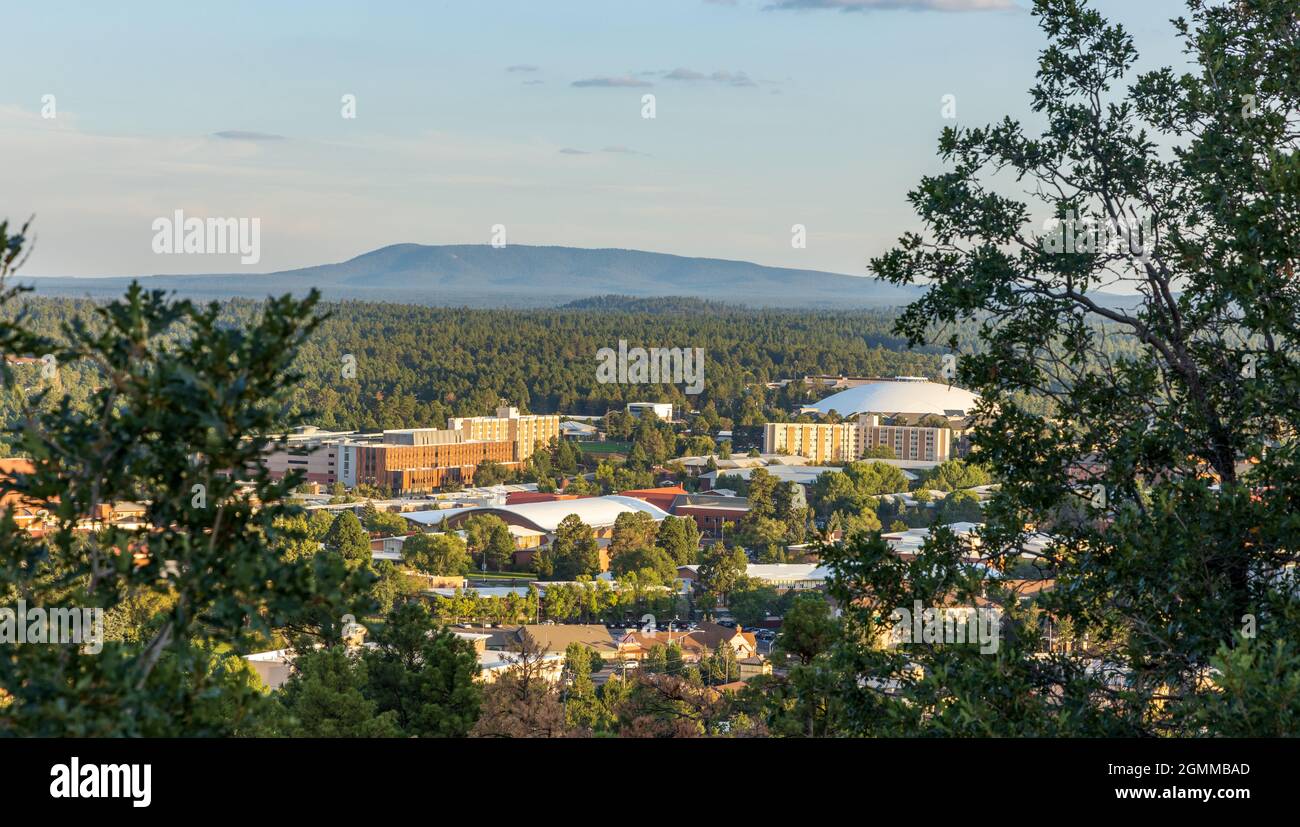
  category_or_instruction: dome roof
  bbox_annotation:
[403,495,670,534]
[807,378,979,417]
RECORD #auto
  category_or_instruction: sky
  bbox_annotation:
[1,0,1194,278]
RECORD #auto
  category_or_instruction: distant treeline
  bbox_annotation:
[2,293,1137,440]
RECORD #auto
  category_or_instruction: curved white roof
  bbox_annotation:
[404,495,669,534]
[808,379,979,417]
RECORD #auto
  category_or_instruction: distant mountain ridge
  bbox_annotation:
[22,244,925,309]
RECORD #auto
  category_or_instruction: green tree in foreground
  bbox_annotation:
[324,510,372,564]
[363,505,408,536]
[464,513,515,571]
[402,531,472,577]
[656,514,702,565]
[696,544,748,608]
[537,514,601,580]
[728,583,781,629]
[0,236,358,734]
[561,641,608,732]
[773,594,837,667]
[916,459,991,493]
[853,0,1300,735]
[360,601,481,737]
[275,646,402,738]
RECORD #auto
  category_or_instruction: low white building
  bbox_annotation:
[560,420,599,441]
[882,522,983,559]
[451,630,564,684]
[678,562,830,592]
[244,649,294,690]
[627,402,674,421]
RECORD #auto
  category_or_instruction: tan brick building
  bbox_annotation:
[448,406,560,463]
[264,404,556,494]
[764,413,961,464]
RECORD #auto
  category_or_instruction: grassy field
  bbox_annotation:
[579,441,632,454]
[470,571,538,581]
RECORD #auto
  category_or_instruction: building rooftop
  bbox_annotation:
[401,507,474,527]
[680,563,830,583]
[703,464,918,486]
[807,378,980,417]
[403,494,670,533]
[675,454,811,470]
[476,649,565,674]
[671,494,752,512]
[518,624,620,655]
[430,585,536,599]
[882,522,984,557]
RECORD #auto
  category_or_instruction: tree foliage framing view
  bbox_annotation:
[834,0,1300,735]
[0,218,366,735]
[0,0,1297,740]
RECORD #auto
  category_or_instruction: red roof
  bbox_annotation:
[618,485,689,512]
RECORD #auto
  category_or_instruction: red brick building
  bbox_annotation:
[669,493,751,539]
[618,485,689,512]
[352,440,516,493]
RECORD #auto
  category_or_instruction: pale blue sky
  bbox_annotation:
[1,0,1191,277]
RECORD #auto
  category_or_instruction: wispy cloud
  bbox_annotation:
[662,68,757,87]
[571,76,654,88]
[211,130,285,142]
[506,64,540,72]
[763,0,1016,11]
[559,145,649,157]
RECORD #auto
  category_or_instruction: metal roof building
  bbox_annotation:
[401,494,670,534]
[806,377,980,417]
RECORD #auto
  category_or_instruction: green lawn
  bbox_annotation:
[471,571,538,580]
[579,441,632,454]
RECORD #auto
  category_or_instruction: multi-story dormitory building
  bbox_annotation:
[262,406,559,494]
[762,377,979,465]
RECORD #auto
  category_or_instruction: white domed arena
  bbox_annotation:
[807,376,980,417]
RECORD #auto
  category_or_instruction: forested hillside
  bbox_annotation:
[3,293,1147,449]
[2,295,950,435]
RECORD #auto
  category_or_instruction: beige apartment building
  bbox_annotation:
[764,413,960,464]
[448,406,560,463]
[860,416,955,463]
[762,421,859,464]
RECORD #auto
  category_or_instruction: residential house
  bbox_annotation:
[617,628,711,663]
[678,563,830,593]
[512,624,621,660]
[691,621,759,660]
